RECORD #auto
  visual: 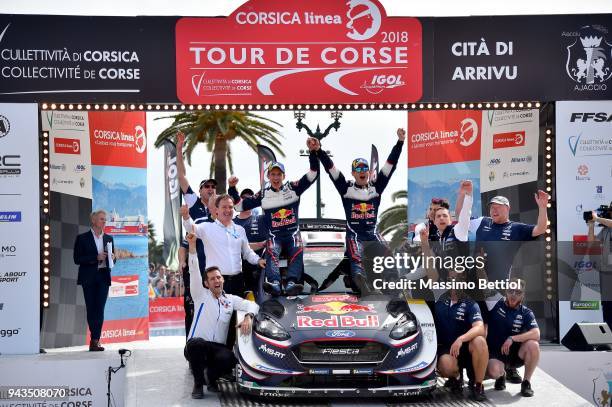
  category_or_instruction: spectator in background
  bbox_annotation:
[153,278,166,298]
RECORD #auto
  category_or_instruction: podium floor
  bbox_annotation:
[55,336,592,407]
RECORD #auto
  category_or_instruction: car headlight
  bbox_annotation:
[389,313,418,340]
[254,315,290,341]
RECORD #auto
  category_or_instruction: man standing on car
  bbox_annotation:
[486,278,540,397]
[316,128,405,293]
[183,229,258,399]
[228,137,320,296]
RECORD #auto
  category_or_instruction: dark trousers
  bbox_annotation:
[184,338,237,386]
[81,276,109,340]
[265,233,303,283]
[222,274,245,296]
[184,293,194,339]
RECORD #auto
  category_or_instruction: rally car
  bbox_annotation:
[235,219,437,399]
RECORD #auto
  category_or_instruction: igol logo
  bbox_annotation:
[0,115,10,138]
[0,328,19,338]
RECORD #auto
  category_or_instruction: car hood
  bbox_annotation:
[258,293,410,333]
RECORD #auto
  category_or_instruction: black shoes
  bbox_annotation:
[521,380,534,397]
[470,382,486,402]
[207,382,220,393]
[445,376,464,394]
[191,384,204,399]
[506,367,523,384]
[494,374,506,390]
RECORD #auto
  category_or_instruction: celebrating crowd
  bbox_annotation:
[74,126,550,401]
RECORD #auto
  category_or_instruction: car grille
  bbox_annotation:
[294,341,388,363]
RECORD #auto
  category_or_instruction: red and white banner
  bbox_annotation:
[109,275,140,298]
[87,317,149,344]
[175,0,422,103]
[149,297,185,329]
[479,109,539,192]
[407,110,481,168]
[89,112,147,168]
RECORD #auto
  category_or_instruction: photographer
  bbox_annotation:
[587,205,612,329]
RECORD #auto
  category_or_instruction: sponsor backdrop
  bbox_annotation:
[0,103,40,355]
[556,101,611,337]
[90,112,149,344]
[175,0,422,103]
[407,109,539,227]
[42,111,149,347]
[42,110,93,198]
[1,6,612,103]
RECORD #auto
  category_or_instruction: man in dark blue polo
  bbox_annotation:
[486,278,540,397]
[434,270,488,401]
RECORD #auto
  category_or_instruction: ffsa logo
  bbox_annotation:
[345,0,381,41]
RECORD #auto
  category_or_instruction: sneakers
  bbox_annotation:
[506,367,523,384]
[521,380,534,397]
[191,384,204,399]
[470,382,486,402]
[284,281,303,296]
[444,376,463,394]
[263,280,281,296]
[494,374,506,390]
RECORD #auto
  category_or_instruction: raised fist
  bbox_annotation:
[397,128,406,141]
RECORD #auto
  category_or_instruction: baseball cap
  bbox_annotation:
[351,158,369,172]
[240,188,255,197]
[267,162,285,174]
[199,179,218,189]
[489,196,510,207]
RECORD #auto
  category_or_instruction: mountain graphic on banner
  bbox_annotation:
[92,178,146,215]
[408,179,481,225]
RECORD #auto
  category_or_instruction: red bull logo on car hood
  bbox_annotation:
[297,301,375,315]
[297,315,379,329]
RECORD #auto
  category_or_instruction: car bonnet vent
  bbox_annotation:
[386,299,410,317]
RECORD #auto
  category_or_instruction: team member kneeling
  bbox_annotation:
[486,278,539,397]
[434,271,489,401]
[183,229,258,399]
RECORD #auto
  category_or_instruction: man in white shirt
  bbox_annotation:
[183,231,259,398]
[181,194,265,296]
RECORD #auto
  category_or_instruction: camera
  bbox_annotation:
[584,202,612,224]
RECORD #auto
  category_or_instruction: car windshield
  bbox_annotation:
[302,246,355,294]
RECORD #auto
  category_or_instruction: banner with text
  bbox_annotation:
[90,111,149,344]
[175,0,422,104]
[479,109,539,192]
[41,110,93,198]
[0,103,40,355]
[556,101,612,337]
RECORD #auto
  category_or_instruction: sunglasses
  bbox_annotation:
[201,184,216,189]
[431,198,446,204]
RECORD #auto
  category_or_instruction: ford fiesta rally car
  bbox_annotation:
[235,220,437,398]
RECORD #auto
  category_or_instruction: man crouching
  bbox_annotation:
[183,227,258,399]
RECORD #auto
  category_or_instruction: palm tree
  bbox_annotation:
[377,190,409,250]
[147,220,164,265]
[154,111,284,192]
